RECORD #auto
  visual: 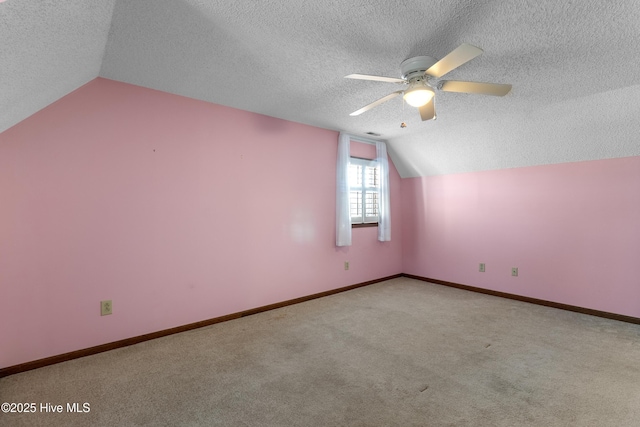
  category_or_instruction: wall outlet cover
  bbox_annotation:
[101,300,112,316]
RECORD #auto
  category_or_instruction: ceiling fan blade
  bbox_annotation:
[419,98,436,121]
[350,91,403,116]
[425,43,483,78]
[345,74,405,84]
[440,80,512,96]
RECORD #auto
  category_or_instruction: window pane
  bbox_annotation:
[349,164,362,187]
[350,191,362,218]
[365,191,379,217]
[366,166,379,187]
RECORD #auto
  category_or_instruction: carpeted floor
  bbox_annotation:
[2,277,639,426]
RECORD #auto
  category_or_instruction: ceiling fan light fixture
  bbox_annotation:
[403,84,434,107]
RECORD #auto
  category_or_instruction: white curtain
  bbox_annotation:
[376,141,391,241]
[336,133,352,246]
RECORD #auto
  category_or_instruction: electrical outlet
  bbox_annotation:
[101,300,112,316]
[344,261,349,271]
[479,263,486,272]
[511,268,518,277]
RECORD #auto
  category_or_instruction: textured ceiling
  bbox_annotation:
[2,0,640,176]
[0,0,116,133]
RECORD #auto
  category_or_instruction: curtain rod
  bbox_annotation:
[340,132,387,146]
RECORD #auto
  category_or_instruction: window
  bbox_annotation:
[349,157,379,225]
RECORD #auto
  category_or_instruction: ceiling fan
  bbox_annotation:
[345,43,511,121]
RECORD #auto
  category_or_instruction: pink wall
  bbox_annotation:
[0,78,403,368]
[402,156,640,318]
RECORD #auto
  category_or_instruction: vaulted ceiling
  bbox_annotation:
[2,0,640,177]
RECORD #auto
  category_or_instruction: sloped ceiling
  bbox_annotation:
[2,0,640,177]
[0,0,116,133]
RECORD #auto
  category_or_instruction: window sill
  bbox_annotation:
[352,223,378,228]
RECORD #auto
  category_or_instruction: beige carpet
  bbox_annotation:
[2,277,640,426]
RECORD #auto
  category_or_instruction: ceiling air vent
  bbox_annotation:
[365,132,381,136]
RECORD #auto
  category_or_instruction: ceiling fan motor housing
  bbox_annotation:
[400,56,438,80]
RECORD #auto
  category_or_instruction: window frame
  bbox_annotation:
[349,156,379,227]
